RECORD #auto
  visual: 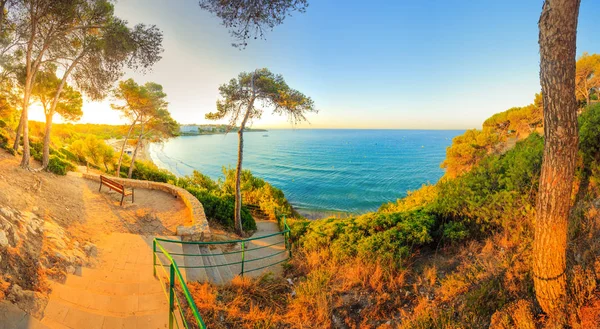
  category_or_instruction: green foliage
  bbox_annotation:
[441,221,469,242]
[221,167,295,221]
[379,184,438,213]
[579,103,600,167]
[483,95,543,138]
[117,162,258,232]
[69,136,115,171]
[300,210,435,265]
[0,130,8,149]
[441,128,501,178]
[0,119,6,129]
[434,133,543,235]
[186,187,256,231]
[176,170,219,191]
[47,155,76,176]
[126,160,177,183]
[198,0,309,48]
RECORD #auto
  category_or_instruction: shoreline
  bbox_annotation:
[295,208,356,220]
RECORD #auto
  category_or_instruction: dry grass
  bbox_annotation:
[184,189,600,328]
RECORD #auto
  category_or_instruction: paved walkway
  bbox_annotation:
[40,234,168,329]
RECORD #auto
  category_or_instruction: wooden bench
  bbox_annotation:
[99,175,134,206]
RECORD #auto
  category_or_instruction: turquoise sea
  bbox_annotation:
[149,129,463,215]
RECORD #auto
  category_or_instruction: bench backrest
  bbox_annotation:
[100,175,125,193]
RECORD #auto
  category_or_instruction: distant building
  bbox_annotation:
[180,125,199,134]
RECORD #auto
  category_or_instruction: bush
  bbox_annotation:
[222,167,295,220]
[58,147,79,162]
[47,155,75,175]
[125,160,178,183]
[579,103,600,167]
[300,210,435,265]
[433,133,543,236]
[0,131,8,149]
[187,187,256,232]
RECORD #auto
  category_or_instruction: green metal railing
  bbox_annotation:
[152,217,292,329]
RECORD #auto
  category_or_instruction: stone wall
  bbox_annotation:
[80,173,211,240]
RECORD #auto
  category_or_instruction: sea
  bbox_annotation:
[149,129,463,216]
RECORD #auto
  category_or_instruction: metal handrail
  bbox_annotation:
[155,227,290,245]
[154,239,206,329]
[152,216,293,329]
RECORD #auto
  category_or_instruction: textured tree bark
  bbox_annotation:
[534,0,581,320]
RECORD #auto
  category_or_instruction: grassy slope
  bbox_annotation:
[188,104,600,328]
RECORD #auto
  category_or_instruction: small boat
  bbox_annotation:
[263,134,269,137]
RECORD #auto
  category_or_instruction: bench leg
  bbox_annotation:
[99,182,102,192]
[120,194,125,206]
[132,189,135,203]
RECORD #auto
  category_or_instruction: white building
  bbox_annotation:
[180,125,199,134]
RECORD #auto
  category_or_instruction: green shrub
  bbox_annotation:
[579,103,600,167]
[0,119,6,128]
[47,155,75,175]
[124,160,178,183]
[441,221,469,242]
[58,147,79,162]
[221,167,295,220]
[0,131,8,149]
[301,210,435,265]
[186,187,256,232]
[433,133,543,236]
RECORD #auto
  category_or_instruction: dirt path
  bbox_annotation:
[0,151,192,328]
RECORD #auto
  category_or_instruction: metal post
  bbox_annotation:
[283,215,288,251]
[153,240,157,277]
[240,241,246,277]
[169,265,175,329]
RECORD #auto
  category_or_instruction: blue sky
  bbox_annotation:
[48,0,600,129]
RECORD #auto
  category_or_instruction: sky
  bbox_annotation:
[29,0,600,129]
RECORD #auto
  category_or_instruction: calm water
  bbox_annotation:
[149,129,462,214]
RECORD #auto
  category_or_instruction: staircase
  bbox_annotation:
[37,221,289,329]
[40,233,171,329]
[161,220,289,285]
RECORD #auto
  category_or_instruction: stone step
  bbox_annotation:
[73,267,158,285]
[210,248,235,282]
[0,301,52,329]
[224,252,242,277]
[199,246,223,285]
[182,244,210,282]
[47,283,167,317]
[41,299,168,329]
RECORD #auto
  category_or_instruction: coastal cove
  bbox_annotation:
[149,129,463,216]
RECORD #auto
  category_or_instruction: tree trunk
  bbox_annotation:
[234,127,245,235]
[534,0,580,320]
[42,113,53,168]
[116,120,136,177]
[20,90,31,168]
[233,73,256,236]
[128,123,144,179]
[12,110,24,151]
[41,58,79,170]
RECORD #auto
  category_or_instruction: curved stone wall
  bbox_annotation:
[80,172,211,240]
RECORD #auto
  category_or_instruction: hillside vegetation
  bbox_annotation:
[187,101,600,328]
